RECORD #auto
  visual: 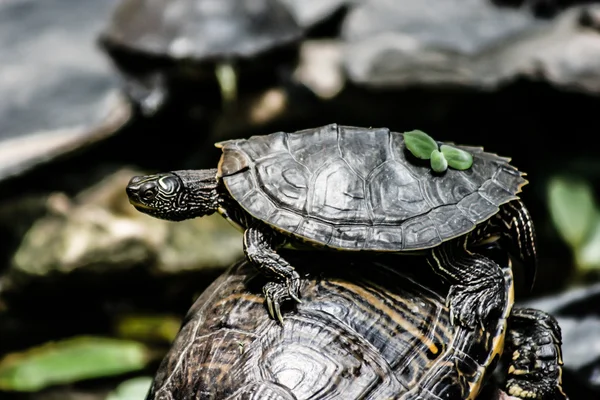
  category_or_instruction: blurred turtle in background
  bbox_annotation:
[98,0,304,116]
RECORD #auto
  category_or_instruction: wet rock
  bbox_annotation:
[342,0,600,94]
[294,40,345,99]
[279,0,354,29]
[3,168,242,289]
[522,282,600,395]
[0,0,129,182]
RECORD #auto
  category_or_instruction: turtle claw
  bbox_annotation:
[274,302,284,325]
[287,275,302,303]
[265,294,275,320]
[263,280,300,324]
[289,291,302,303]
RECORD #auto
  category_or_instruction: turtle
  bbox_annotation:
[126,123,537,330]
[98,0,304,115]
[144,250,567,400]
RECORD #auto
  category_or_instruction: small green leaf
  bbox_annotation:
[547,177,597,249]
[430,149,448,173]
[215,62,237,107]
[440,145,473,170]
[106,376,153,400]
[576,215,600,271]
[0,336,151,392]
[404,130,438,160]
[115,314,181,344]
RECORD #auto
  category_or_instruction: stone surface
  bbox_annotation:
[0,0,128,181]
[342,0,600,94]
[5,168,242,285]
[523,282,600,394]
[279,0,353,28]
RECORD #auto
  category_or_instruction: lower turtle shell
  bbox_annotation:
[145,252,510,400]
[217,123,527,251]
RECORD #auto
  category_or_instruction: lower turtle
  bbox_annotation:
[144,251,567,400]
[126,123,536,329]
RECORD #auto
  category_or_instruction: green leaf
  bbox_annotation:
[106,376,153,400]
[430,149,448,173]
[215,62,237,106]
[115,314,181,344]
[576,215,600,271]
[547,177,597,249]
[404,130,438,160]
[0,336,151,392]
[440,145,473,170]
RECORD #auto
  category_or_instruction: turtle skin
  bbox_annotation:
[144,251,566,400]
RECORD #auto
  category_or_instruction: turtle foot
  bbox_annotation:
[447,278,504,330]
[505,378,568,400]
[263,275,302,324]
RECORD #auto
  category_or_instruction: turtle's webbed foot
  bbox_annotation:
[263,274,302,324]
[504,308,568,400]
[505,378,567,400]
[447,277,504,329]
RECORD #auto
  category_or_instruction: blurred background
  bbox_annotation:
[1,0,600,398]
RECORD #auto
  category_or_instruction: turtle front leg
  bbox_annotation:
[504,308,568,400]
[495,199,538,291]
[427,236,507,330]
[243,226,301,324]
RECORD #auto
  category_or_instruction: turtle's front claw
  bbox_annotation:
[263,281,295,324]
[287,273,302,303]
[262,271,302,324]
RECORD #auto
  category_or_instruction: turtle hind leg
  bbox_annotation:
[427,236,507,330]
[504,307,568,400]
[496,199,538,291]
[243,226,301,324]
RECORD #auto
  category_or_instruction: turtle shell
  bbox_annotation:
[145,252,510,399]
[216,123,527,251]
[100,0,303,61]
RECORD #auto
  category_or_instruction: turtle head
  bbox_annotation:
[126,169,219,221]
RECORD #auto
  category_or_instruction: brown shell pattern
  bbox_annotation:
[145,255,509,399]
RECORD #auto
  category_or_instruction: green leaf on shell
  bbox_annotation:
[430,149,448,173]
[440,145,473,170]
[0,336,151,392]
[404,130,438,160]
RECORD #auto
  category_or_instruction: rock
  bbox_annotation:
[279,0,354,29]
[522,282,600,395]
[4,168,242,288]
[342,0,600,94]
[0,0,130,182]
[294,40,345,99]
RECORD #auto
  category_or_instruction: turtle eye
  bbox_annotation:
[140,183,158,202]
